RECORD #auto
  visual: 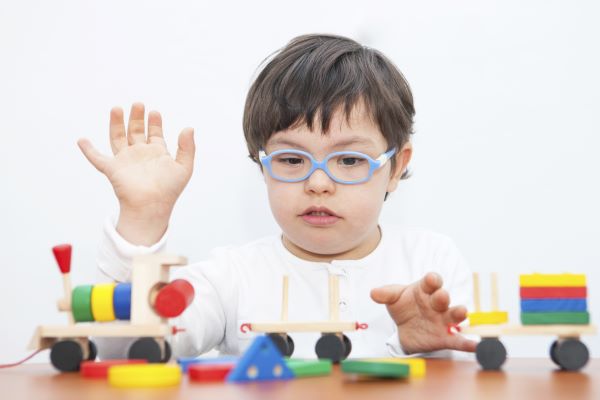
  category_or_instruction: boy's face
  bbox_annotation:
[262,103,412,262]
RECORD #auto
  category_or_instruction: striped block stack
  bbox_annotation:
[519,274,590,325]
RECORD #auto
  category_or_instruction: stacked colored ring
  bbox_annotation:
[113,283,132,320]
[72,285,94,322]
[91,283,116,321]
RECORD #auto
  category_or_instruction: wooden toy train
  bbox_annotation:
[241,275,368,363]
[28,244,194,372]
[460,273,596,371]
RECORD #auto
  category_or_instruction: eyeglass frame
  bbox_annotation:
[258,147,397,184]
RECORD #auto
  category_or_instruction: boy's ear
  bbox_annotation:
[386,142,413,193]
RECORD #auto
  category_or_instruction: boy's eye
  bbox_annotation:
[276,156,304,165]
[339,157,365,166]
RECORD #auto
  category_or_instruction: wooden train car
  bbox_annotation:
[240,275,368,363]
[28,244,194,372]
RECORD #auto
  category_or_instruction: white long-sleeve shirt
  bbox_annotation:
[95,218,473,360]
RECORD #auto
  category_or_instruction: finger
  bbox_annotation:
[430,288,450,312]
[127,102,146,145]
[448,335,477,353]
[109,107,127,155]
[147,110,166,146]
[175,128,195,172]
[370,284,407,305]
[446,305,468,325]
[420,272,442,295]
[77,138,110,174]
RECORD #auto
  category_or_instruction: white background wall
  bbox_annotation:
[1,0,598,363]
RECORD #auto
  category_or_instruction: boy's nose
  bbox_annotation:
[304,168,336,194]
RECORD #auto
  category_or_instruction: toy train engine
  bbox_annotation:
[28,244,194,372]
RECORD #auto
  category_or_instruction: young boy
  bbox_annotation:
[78,34,476,359]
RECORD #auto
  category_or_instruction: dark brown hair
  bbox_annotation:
[243,33,415,178]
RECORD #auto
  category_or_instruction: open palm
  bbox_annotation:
[78,103,195,215]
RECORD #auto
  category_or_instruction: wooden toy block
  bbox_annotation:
[469,273,509,325]
[189,363,235,382]
[177,356,239,373]
[520,286,587,299]
[226,336,294,383]
[91,283,116,321]
[520,299,587,313]
[521,312,590,325]
[113,283,132,320]
[368,358,426,378]
[519,274,586,287]
[108,364,182,388]
[341,360,410,378]
[460,324,597,337]
[285,359,332,377]
[152,279,195,318]
[71,285,94,322]
[80,359,147,379]
[468,311,509,326]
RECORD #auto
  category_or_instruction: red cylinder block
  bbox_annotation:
[154,279,195,318]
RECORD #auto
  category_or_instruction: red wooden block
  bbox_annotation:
[80,359,148,378]
[154,279,195,318]
[520,286,587,299]
[52,244,72,274]
[189,363,235,382]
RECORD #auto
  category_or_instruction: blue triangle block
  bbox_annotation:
[227,335,295,382]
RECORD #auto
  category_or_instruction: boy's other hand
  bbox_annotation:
[370,272,477,355]
[77,103,195,245]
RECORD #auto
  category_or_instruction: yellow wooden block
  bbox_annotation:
[368,358,426,377]
[468,311,508,325]
[108,364,182,388]
[519,274,586,287]
[91,283,116,322]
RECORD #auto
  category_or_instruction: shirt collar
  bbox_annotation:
[274,224,386,270]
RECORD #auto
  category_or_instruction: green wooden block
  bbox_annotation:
[285,359,332,377]
[521,312,590,325]
[71,285,94,322]
[341,360,409,378]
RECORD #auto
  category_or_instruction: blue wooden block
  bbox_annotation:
[520,298,587,312]
[226,335,294,383]
[113,283,131,320]
[177,355,239,373]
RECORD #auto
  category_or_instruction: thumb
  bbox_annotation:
[77,138,109,174]
[370,284,407,305]
[175,128,195,171]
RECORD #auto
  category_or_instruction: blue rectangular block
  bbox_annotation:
[520,298,587,312]
[177,355,239,373]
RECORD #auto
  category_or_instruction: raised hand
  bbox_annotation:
[370,272,477,354]
[77,103,195,245]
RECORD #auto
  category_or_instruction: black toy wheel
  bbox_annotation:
[342,334,352,358]
[286,335,295,357]
[475,338,507,370]
[128,338,162,363]
[549,340,560,366]
[161,341,172,363]
[50,340,84,372]
[268,333,294,357]
[553,339,589,371]
[315,333,347,363]
[87,340,97,361]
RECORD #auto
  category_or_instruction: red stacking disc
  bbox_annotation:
[80,359,148,378]
[189,363,235,382]
[154,279,195,318]
[52,244,72,274]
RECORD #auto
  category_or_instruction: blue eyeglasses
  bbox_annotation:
[259,148,396,184]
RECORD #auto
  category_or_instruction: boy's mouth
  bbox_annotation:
[300,206,340,226]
